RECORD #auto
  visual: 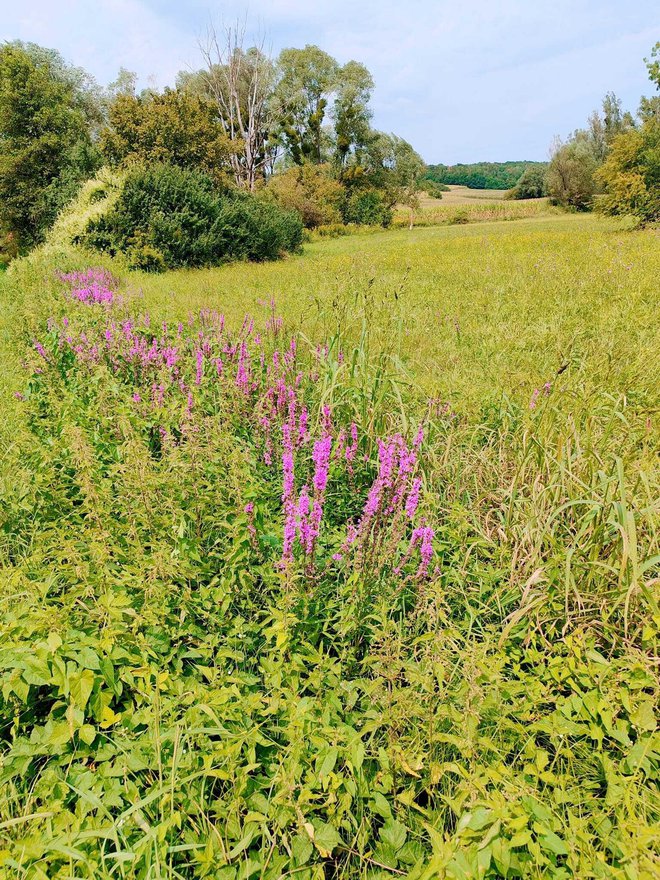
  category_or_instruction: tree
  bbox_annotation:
[332,61,374,169]
[273,45,338,165]
[595,124,660,225]
[0,42,101,250]
[384,135,427,228]
[595,44,660,226]
[508,165,547,199]
[100,89,232,184]
[264,163,344,227]
[546,133,599,210]
[645,42,660,90]
[198,22,277,190]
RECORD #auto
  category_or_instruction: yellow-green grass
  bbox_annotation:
[57,214,656,420]
[1,210,659,878]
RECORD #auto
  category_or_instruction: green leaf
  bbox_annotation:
[371,792,392,819]
[630,699,656,732]
[380,819,407,852]
[311,821,340,858]
[318,747,338,780]
[540,832,568,856]
[291,832,313,866]
[70,668,95,710]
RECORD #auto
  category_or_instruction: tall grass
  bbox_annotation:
[0,214,658,879]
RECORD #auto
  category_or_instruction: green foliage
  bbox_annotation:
[82,164,303,269]
[332,60,375,169]
[1,215,659,876]
[424,180,450,197]
[264,162,344,227]
[426,162,546,190]
[100,89,232,184]
[546,135,600,210]
[645,41,660,91]
[595,119,660,225]
[342,188,393,226]
[507,165,548,199]
[274,45,340,164]
[0,41,102,251]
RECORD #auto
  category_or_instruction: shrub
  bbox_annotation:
[264,163,344,228]
[423,180,449,198]
[82,164,303,270]
[342,189,392,227]
[447,208,469,224]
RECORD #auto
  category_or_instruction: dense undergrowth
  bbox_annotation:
[0,230,658,879]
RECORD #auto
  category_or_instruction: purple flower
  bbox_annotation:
[405,477,422,519]
[33,340,48,359]
[312,435,332,494]
[195,349,204,386]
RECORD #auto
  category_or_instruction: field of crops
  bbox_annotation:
[0,213,658,879]
[393,197,553,228]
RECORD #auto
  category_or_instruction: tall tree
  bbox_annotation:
[384,135,427,228]
[198,22,276,190]
[100,89,231,184]
[333,61,374,170]
[274,45,339,165]
[0,42,101,249]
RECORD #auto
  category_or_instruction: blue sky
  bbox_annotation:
[3,1,658,163]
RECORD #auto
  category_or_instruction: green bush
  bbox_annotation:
[507,165,548,199]
[423,179,449,197]
[82,164,303,270]
[342,189,392,227]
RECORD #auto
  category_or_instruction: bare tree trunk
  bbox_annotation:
[199,20,274,190]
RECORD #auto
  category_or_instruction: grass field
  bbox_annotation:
[0,212,658,879]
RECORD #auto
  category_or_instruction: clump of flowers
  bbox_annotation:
[32,269,436,591]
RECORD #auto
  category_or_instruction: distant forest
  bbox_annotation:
[426,161,548,190]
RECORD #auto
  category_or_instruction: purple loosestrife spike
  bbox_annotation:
[312,435,332,495]
[405,477,422,519]
[417,527,435,578]
[297,486,312,553]
[195,349,204,386]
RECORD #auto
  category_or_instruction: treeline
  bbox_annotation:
[0,31,428,267]
[516,46,660,218]
[545,59,659,223]
[425,161,546,190]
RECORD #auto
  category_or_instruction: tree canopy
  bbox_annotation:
[0,41,102,249]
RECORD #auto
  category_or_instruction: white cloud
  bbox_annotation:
[3,0,659,161]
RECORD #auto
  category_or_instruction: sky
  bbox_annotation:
[3,1,659,163]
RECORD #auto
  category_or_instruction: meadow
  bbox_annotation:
[0,212,658,880]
